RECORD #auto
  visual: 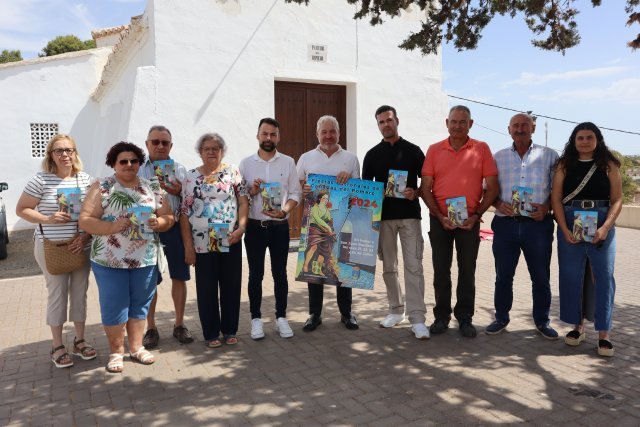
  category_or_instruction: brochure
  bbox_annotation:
[208,223,230,253]
[153,159,176,185]
[573,210,598,242]
[385,169,408,198]
[295,174,384,290]
[445,196,468,227]
[259,182,282,212]
[511,186,534,216]
[57,187,82,221]
[127,206,154,240]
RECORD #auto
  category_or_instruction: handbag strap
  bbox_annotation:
[562,164,597,205]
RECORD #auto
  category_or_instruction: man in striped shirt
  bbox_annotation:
[485,113,559,339]
[138,125,194,347]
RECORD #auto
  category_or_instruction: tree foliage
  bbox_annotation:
[39,35,97,57]
[0,49,22,64]
[286,0,640,54]
[613,151,639,204]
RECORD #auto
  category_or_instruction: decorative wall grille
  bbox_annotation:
[30,123,59,158]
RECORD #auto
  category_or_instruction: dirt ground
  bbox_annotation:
[0,229,42,279]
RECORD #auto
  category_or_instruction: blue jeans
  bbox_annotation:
[491,215,554,326]
[194,242,242,340]
[558,206,616,331]
[244,221,290,319]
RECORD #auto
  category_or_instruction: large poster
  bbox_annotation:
[295,174,384,290]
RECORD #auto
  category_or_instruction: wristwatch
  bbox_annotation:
[473,211,483,220]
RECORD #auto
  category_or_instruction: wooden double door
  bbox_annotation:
[274,81,347,239]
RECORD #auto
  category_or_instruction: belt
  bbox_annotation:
[508,215,534,222]
[248,218,288,228]
[563,200,610,209]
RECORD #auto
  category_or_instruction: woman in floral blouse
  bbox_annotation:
[80,142,174,373]
[180,133,248,348]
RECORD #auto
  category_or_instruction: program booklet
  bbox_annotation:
[208,223,230,253]
[385,169,408,198]
[511,186,534,216]
[153,159,176,185]
[572,211,598,242]
[127,206,154,241]
[259,182,282,212]
[57,187,82,220]
[445,196,468,227]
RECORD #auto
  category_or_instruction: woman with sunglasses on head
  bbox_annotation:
[16,134,95,369]
[79,142,174,373]
[551,122,623,357]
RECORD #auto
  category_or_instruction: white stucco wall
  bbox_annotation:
[0,49,111,229]
[128,0,448,168]
[0,0,447,231]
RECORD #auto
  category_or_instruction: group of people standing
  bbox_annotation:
[15,104,622,374]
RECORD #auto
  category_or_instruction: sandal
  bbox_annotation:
[51,345,74,368]
[71,337,98,360]
[106,353,124,373]
[564,330,586,346]
[130,347,155,365]
[597,339,614,357]
[224,335,238,345]
[207,339,222,348]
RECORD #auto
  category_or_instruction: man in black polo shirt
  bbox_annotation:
[362,105,429,339]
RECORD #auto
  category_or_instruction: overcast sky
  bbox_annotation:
[1,0,638,154]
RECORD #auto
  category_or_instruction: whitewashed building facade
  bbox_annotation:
[0,0,448,231]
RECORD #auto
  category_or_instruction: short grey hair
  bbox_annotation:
[449,105,471,118]
[195,132,227,155]
[316,115,340,132]
[147,125,172,138]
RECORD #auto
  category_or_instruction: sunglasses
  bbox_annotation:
[51,148,76,156]
[118,158,141,166]
[149,139,171,147]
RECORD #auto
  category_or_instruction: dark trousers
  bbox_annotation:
[308,284,352,318]
[428,216,480,322]
[194,242,242,340]
[491,215,554,326]
[244,221,290,319]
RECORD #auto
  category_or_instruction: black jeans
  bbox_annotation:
[428,216,480,323]
[194,242,242,340]
[244,221,290,319]
[308,284,352,318]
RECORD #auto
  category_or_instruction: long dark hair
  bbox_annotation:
[557,122,620,172]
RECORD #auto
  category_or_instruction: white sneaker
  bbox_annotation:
[276,317,294,338]
[411,323,430,340]
[251,318,265,340]
[379,313,405,328]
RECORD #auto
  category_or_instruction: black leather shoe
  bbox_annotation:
[303,314,322,332]
[429,319,449,335]
[459,320,477,338]
[341,313,359,330]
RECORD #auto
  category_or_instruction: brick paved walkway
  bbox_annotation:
[1,218,639,426]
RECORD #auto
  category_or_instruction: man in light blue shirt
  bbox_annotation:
[485,113,559,339]
[138,125,193,348]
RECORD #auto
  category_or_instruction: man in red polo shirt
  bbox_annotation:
[420,105,499,338]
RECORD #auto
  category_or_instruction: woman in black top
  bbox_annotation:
[551,122,623,357]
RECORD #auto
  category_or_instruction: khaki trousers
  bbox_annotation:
[34,238,91,326]
[378,219,426,324]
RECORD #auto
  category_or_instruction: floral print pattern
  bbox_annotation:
[181,163,248,253]
[90,175,164,268]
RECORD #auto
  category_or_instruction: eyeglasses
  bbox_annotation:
[51,148,76,156]
[201,146,222,153]
[149,139,171,147]
[118,158,141,166]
